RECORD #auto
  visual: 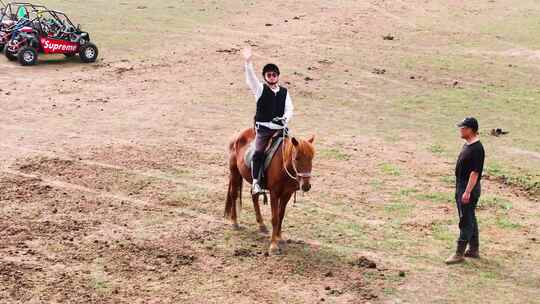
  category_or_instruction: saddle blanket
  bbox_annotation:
[244,136,284,173]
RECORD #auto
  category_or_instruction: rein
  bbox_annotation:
[281,129,311,205]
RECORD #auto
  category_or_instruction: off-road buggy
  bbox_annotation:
[0,2,47,51]
[5,9,98,65]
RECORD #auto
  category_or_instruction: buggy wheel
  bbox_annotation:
[5,48,17,61]
[18,47,38,66]
[79,43,98,63]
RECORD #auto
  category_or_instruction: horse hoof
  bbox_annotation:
[269,244,283,255]
[259,225,269,234]
[232,223,241,231]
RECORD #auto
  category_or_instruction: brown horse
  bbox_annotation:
[224,127,315,254]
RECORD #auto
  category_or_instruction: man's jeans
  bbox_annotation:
[456,190,479,248]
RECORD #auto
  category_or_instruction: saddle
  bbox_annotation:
[244,131,285,175]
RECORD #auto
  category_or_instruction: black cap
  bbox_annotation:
[457,117,479,132]
[262,63,280,76]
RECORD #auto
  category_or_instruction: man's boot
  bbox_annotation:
[464,247,479,258]
[251,154,264,195]
[464,243,480,258]
[445,240,467,265]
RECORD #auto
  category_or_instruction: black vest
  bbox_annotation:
[255,85,287,123]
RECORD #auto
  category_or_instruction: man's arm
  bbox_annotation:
[461,171,479,204]
[242,47,263,99]
[283,92,294,124]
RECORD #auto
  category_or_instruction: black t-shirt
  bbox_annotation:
[455,141,485,197]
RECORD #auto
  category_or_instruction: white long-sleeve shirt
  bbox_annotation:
[245,62,294,130]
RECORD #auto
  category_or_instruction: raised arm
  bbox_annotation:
[242,47,263,99]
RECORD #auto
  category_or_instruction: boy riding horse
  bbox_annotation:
[242,47,294,195]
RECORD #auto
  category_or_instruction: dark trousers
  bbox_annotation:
[253,125,277,181]
[456,190,479,248]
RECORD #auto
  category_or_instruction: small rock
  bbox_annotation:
[350,256,377,269]
[490,128,509,137]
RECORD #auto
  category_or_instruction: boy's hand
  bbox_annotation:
[242,47,252,62]
[272,117,286,126]
[461,191,471,204]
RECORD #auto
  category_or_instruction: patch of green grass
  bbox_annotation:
[318,148,350,161]
[429,143,445,154]
[370,179,383,190]
[398,187,419,196]
[416,192,453,204]
[479,269,498,280]
[394,87,540,149]
[42,0,225,57]
[431,221,454,241]
[402,54,487,74]
[480,13,540,49]
[485,163,505,176]
[91,260,111,295]
[440,175,456,186]
[389,86,540,198]
[479,196,513,210]
[485,162,540,197]
[495,217,522,230]
[384,201,413,216]
[379,163,401,176]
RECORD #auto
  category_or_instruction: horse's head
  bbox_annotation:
[290,135,315,192]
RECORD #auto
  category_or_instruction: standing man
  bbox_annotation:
[241,47,294,195]
[446,117,485,265]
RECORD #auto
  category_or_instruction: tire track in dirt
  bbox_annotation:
[1,146,390,262]
[1,168,220,225]
[0,167,389,302]
[15,144,378,222]
[1,143,198,185]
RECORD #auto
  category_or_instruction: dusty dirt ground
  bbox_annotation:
[1,0,539,303]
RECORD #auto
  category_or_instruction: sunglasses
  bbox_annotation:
[265,72,279,78]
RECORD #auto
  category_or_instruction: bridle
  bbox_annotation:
[281,128,312,183]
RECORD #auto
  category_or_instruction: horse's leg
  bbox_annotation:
[252,195,268,234]
[277,192,293,245]
[224,157,243,230]
[269,192,281,255]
